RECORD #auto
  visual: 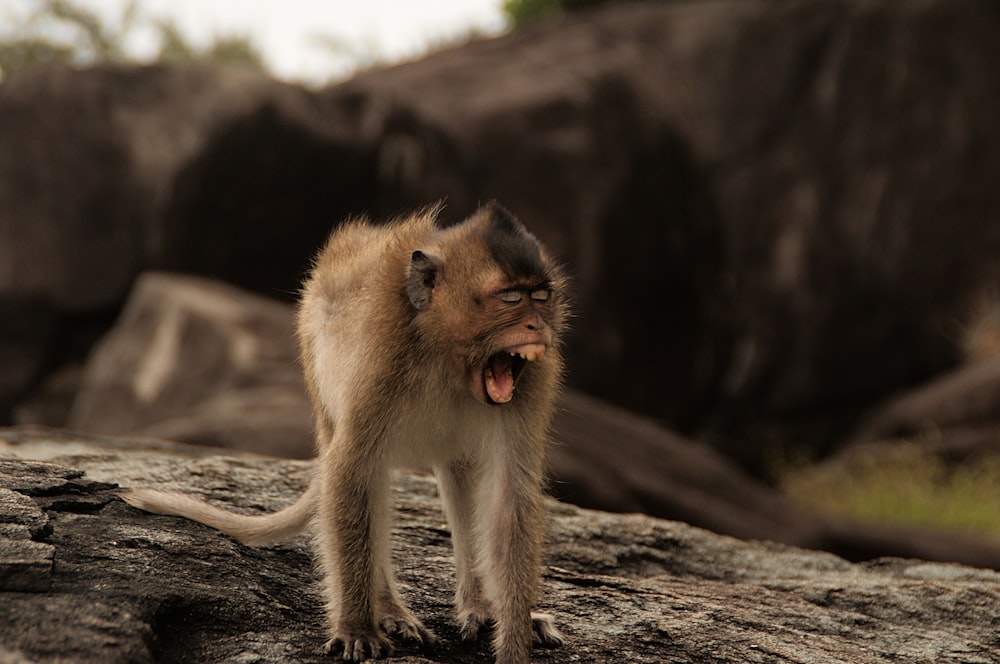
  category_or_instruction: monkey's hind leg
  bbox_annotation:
[530,611,565,647]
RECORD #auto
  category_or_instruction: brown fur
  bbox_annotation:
[121,203,568,663]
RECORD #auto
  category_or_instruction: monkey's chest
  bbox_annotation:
[383,400,501,468]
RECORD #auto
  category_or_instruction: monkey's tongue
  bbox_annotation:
[484,345,544,404]
[484,353,516,404]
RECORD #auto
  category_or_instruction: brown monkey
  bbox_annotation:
[121,202,568,663]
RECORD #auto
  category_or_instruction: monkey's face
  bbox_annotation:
[410,263,559,406]
[405,203,566,407]
[473,281,556,405]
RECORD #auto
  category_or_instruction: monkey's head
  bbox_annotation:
[406,203,567,406]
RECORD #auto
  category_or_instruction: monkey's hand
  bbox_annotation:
[323,628,393,661]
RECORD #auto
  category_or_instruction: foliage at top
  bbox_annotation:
[502,0,625,27]
[502,0,772,28]
[0,0,264,81]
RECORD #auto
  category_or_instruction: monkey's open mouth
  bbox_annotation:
[483,344,546,404]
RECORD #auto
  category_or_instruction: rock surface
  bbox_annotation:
[2,428,999,664]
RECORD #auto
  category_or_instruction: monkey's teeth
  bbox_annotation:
[508,345,545,362]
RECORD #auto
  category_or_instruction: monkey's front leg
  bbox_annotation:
[436,459,493,638]
[480,452,563,664]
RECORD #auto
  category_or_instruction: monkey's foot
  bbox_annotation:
[457,606,492,641]
[323,629,393,661]
[531,612,564,647]
[379,613,438,649]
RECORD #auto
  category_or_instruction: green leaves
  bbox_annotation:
[0,0,264,80]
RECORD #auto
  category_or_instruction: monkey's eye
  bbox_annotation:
[530,289,550,302]
[498,290,523,304]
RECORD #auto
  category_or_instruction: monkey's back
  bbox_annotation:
[305,215,435,304]
[295,212,439,436]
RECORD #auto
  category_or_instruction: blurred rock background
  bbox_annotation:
[4,0,1000,565]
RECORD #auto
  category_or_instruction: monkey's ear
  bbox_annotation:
[407,250,439,310]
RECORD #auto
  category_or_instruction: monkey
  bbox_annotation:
[120,202,568,663]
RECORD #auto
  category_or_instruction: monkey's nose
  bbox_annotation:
[524,313,546,331]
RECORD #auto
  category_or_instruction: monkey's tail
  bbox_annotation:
[119,484,317,547]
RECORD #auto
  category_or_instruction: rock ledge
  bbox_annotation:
[1,428,998,663]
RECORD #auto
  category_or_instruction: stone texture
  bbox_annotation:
[0,62,341,309]
[1,429,999,663]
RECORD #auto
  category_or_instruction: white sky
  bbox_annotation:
[1,0,508,84]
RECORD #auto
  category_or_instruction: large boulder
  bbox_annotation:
[6,0,1000,471]
[3,430,1000,663]
[0,61,371,308]
[325,0,1000,465]
[56,272,1000,569]
[0,62,374,422]
[67,272,311,458]
[846,355,1000,459]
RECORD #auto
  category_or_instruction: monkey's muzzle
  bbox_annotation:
[483,344,546,404]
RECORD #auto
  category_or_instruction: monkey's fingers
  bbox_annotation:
[323,631,394,661]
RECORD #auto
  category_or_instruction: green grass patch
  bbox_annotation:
[781,444,1000,538]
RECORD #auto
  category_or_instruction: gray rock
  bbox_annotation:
[68,272,312,458]
[62,272,1000,570]
[1,428,999,663]
[0,62,326,310]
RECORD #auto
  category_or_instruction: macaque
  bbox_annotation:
[121,202,568,663]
